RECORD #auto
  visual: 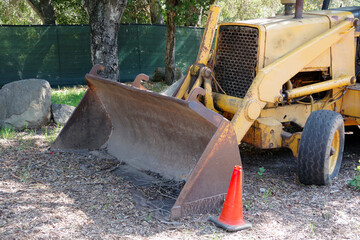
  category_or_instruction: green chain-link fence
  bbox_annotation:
[0,24,204,88]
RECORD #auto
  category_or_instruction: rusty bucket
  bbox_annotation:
[52,66,241,219]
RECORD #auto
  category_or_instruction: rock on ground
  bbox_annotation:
[0,79,51,130]
[51,104,75,125]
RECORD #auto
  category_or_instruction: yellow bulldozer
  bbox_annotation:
[52,0,360,219]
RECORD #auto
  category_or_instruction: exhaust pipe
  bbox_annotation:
[295,0,303,18]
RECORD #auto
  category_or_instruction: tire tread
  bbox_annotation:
[297,110,344,185]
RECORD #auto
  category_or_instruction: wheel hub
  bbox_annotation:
[329,130,340,174]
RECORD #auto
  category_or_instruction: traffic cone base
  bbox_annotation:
[209,165,252,232]
[209,216,252,232]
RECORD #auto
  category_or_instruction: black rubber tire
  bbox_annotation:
[297,110,344,185]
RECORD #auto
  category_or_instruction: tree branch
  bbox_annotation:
[25,0,56,25]
[25,0,45,23]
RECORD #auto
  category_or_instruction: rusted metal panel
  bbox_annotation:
[52,88,112,150]
[52,65,241,219]
[243,117,283,149]
[132,74,149,90]
[85,73,219,180]
[171,119,241,219]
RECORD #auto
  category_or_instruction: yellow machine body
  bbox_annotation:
[203,9,359,156]
[53,4,360,219]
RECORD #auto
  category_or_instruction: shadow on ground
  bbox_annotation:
[0,127,359,239]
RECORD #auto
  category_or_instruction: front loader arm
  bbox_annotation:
[231,19,355,144]
[175,5,220,99]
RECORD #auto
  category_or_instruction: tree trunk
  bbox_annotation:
[149,0,163,24]
[164,0,176,85]
[26,0,56,25]
[82,0,127,81]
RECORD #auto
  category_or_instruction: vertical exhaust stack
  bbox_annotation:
[322,0,330,10]
[295,0,304,18]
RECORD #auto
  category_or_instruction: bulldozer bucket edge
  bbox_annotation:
[52,69,241,219]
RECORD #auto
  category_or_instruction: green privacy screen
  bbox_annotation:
[0,25,204,88]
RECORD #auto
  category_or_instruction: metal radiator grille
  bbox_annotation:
[214,25,259,98]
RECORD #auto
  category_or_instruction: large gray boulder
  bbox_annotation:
[51,104,75,125]
[0,79,51,130]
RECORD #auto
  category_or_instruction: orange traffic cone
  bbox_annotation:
[209,165,252,231]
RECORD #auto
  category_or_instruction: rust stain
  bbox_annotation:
[132,74,149,90]
[201,46,209,52]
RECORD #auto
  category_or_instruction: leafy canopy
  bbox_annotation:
[1,0,360,26]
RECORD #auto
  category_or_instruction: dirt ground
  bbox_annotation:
[0,125,359,240]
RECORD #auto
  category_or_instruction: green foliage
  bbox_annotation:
[303,0,360,11]
[257,167,265,177]
[216,0,360,23]
[0,0,41,25]
[0,127,17,140]
[104,194,112,210]
[124,0,360,26]
[0,0,87,25]
[348,160,360,190]
[309,222,316,235]
[216,0,282,22]
[44,124,62,143]
[53,0,88,25]
[263,186,276,203]
[121,0,152,24]
[121,0,360,26]
[303,0,323,11]
[329,0,359,8]
[121,0,211,26]
[51,86,87,107]
[244,196,254,210]
[3,0,360,26]
[18,139,33,151]
[142,81,169,92]
[144,212,152,221]
[21,165,29,183]
[174,0,211,26]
